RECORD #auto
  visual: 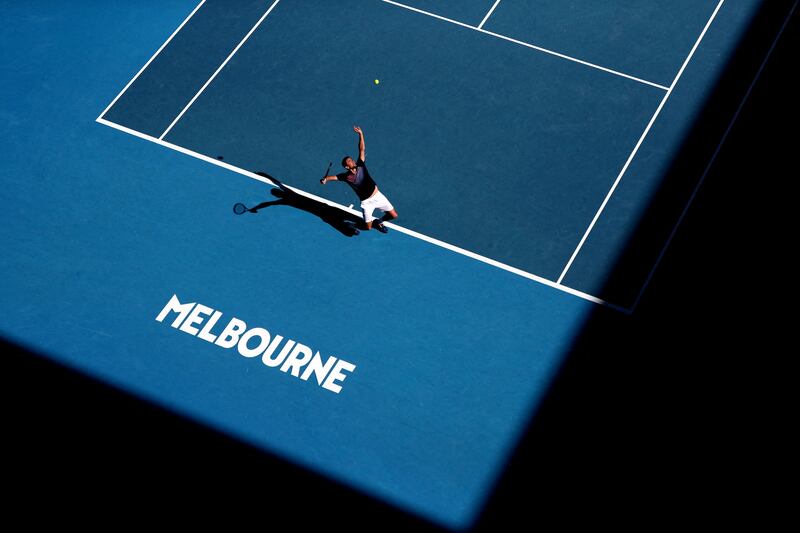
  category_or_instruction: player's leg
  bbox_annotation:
[372,192,396,233]
[380,209,398,222]
[361,201,376,230]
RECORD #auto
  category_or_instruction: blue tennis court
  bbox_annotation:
[97,0,752,310]
[1,0,795,529]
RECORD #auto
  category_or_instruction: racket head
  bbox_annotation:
[233,202,248,215]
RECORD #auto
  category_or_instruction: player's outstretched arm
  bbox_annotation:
[320,175,339,184]
[354,125,366,161]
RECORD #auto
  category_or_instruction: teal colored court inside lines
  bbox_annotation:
[99,0,748,311]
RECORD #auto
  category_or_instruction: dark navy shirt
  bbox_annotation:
[336,158,377,201]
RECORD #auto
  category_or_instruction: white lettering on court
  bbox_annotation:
[155,294,356,394]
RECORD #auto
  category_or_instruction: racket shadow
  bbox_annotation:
[247,172,362,237]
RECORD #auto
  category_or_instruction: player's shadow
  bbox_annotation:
[246,172,362,237]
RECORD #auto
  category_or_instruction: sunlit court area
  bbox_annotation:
[2,1,796,529]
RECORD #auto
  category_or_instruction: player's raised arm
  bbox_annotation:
[354,125,366,161]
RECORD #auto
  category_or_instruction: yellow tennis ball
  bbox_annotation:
[374,79,380,85]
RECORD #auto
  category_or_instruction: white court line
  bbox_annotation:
[380,0,669,90]
[96,116,624,311]
[478,0,502,30]
[159,0,282,140]
[629,0,799,312]
[556,0,726,285]
[97,0,207,120]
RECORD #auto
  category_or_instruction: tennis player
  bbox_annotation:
[320,126,398,233]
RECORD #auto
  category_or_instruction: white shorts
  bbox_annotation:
[360,191,394,223]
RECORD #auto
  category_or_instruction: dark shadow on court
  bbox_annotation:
[0,336,441,531]
[244,171,362,237]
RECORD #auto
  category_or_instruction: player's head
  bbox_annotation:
[342,156,356,170]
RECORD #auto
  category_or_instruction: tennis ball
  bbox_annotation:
[374,79,380,85]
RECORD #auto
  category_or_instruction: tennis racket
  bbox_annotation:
[320,161,332,184]
[233,202,248,215]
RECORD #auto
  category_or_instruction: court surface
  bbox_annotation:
[1,1,794,529]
